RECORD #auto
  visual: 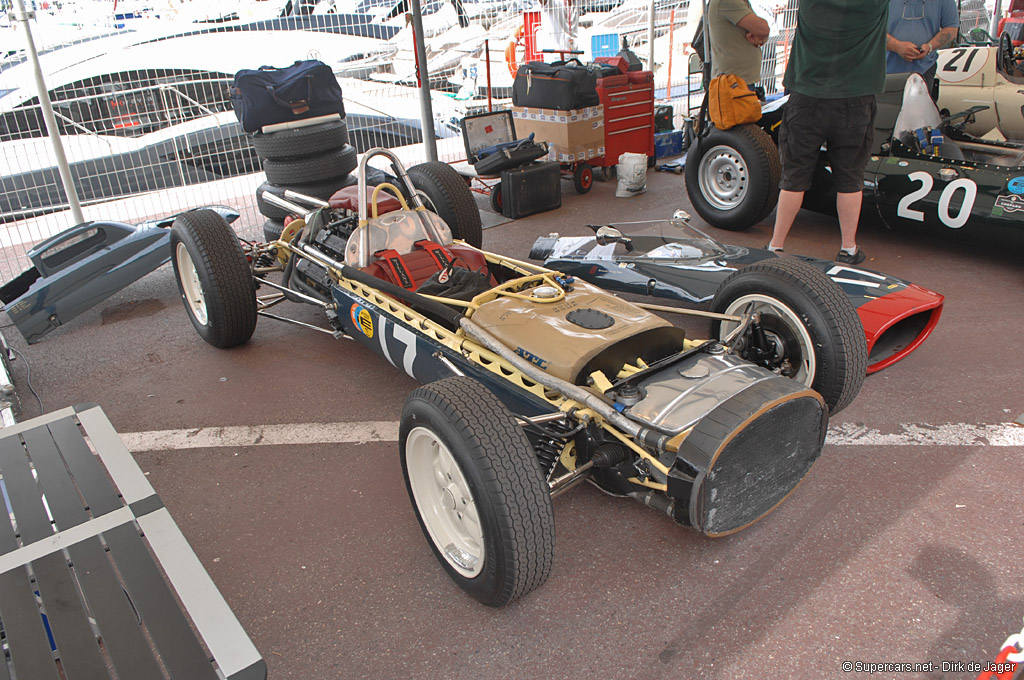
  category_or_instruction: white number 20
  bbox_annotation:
[896,170,977,229]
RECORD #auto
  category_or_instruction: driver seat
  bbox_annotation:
[892,73,965,160]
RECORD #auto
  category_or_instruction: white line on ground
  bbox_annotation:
[116,421,1024,453]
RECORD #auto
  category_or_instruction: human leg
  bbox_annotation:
[825,95,876,263]
[769,190,804,250]
[772,92,825,251]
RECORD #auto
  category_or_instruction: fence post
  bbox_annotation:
[409,0,438,162]
[11,0,85,225]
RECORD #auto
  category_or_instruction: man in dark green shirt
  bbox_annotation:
[767,0,889,265]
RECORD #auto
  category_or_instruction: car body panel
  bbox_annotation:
[329,282,557,418]
[531,218,944,375]
[0,206,239,343]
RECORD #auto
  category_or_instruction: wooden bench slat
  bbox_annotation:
[66,537,165,680]
[0,568,62,680]
[49,418,123,517]
[31,551,110,680]
[103,523,221,680]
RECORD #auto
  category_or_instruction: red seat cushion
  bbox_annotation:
[362,244,491,291]
[328,185,403,215]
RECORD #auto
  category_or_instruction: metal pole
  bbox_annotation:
[408,0,438,161]
[648,0,655,71]
[991,0,1003,37]
[12,0,84,224]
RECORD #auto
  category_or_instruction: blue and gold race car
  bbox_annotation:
[167,149,869,607]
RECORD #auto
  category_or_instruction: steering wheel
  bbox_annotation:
[999,32,1015,74]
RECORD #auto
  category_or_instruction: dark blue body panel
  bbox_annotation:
[329,285,557,418]
[0,206,239,343]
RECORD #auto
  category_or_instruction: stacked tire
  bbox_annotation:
[251,117,358,241]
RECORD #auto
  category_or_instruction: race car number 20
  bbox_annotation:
[897,171,977,229]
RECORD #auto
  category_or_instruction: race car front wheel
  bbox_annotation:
[685,123,780,231]
[170,210,257,349]
[400,377,554,607]
[710,258,866,414]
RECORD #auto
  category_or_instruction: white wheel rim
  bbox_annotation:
[699,144,748,210]
[720,294,816,387]
[406,426,484,578]
[175,242,208,326]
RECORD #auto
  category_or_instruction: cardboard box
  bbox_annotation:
[512,105,605,163]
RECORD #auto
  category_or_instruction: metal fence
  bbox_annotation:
[0,0,994,282]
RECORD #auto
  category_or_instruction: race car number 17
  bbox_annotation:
[897,171,978,228]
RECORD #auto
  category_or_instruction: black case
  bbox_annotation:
[512,60,599,111]
[460,110,547,176]
[500,161,561,219]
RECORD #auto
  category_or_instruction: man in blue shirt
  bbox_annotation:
[886,0,959,81]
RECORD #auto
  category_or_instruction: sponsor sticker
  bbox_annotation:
[514,346,549,370]
[1008,176,1024,194]
[993,194,1024,216]
[350,304,374,338]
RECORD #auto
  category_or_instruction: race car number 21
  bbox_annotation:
[897,171,977,229]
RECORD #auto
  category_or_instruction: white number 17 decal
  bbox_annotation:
[896,170,977,229]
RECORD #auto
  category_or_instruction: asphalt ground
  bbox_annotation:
[2,167,1023,679]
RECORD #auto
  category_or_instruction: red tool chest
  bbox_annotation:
[594,72,655,169]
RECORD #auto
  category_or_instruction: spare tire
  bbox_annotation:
[685,123,780,231]
[407,162,483,248]
[251,119,349,161]
[263,144,358,184]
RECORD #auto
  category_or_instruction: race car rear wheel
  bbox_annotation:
[170,210,257,348]
[710,258,866,414]
[685,123,780,231]
[400,377,554,607]
[407,162,484,248]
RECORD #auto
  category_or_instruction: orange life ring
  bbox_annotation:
[505,24,526,80]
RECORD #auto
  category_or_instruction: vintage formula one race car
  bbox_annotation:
[530,218,944,414]
[935,33,1024,141]
[169,149,862,606]
[685,72,1024,237]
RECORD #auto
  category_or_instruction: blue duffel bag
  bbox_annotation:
[230,60,346,133]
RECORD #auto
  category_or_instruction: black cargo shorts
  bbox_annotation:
[778,92,876,193]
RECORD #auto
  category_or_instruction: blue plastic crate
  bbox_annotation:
[591,34,620,58]
[655,130,684,159]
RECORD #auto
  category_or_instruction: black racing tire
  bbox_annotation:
[685,123,781,231]
[573,162,593,194]
[262,218,285,242]
[407,161,483,248]
[262,144,358,185]
[400,377,555,607]
[251,119,349,161]
[256,176,357,219]
[710,258,866,414]
[489,185,503,214]
[170,210,257,348]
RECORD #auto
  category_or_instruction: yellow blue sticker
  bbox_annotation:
[350,304,374,338]
[1008,177,1024,194]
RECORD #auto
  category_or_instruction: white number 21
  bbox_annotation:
[896,170,977,229]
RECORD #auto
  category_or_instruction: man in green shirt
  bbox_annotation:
[708,0,771,88]
[766,0,889,265]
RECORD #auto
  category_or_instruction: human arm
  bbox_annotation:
[918,26,959,55]
[887,33,923,61]
[737,12,770,46]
